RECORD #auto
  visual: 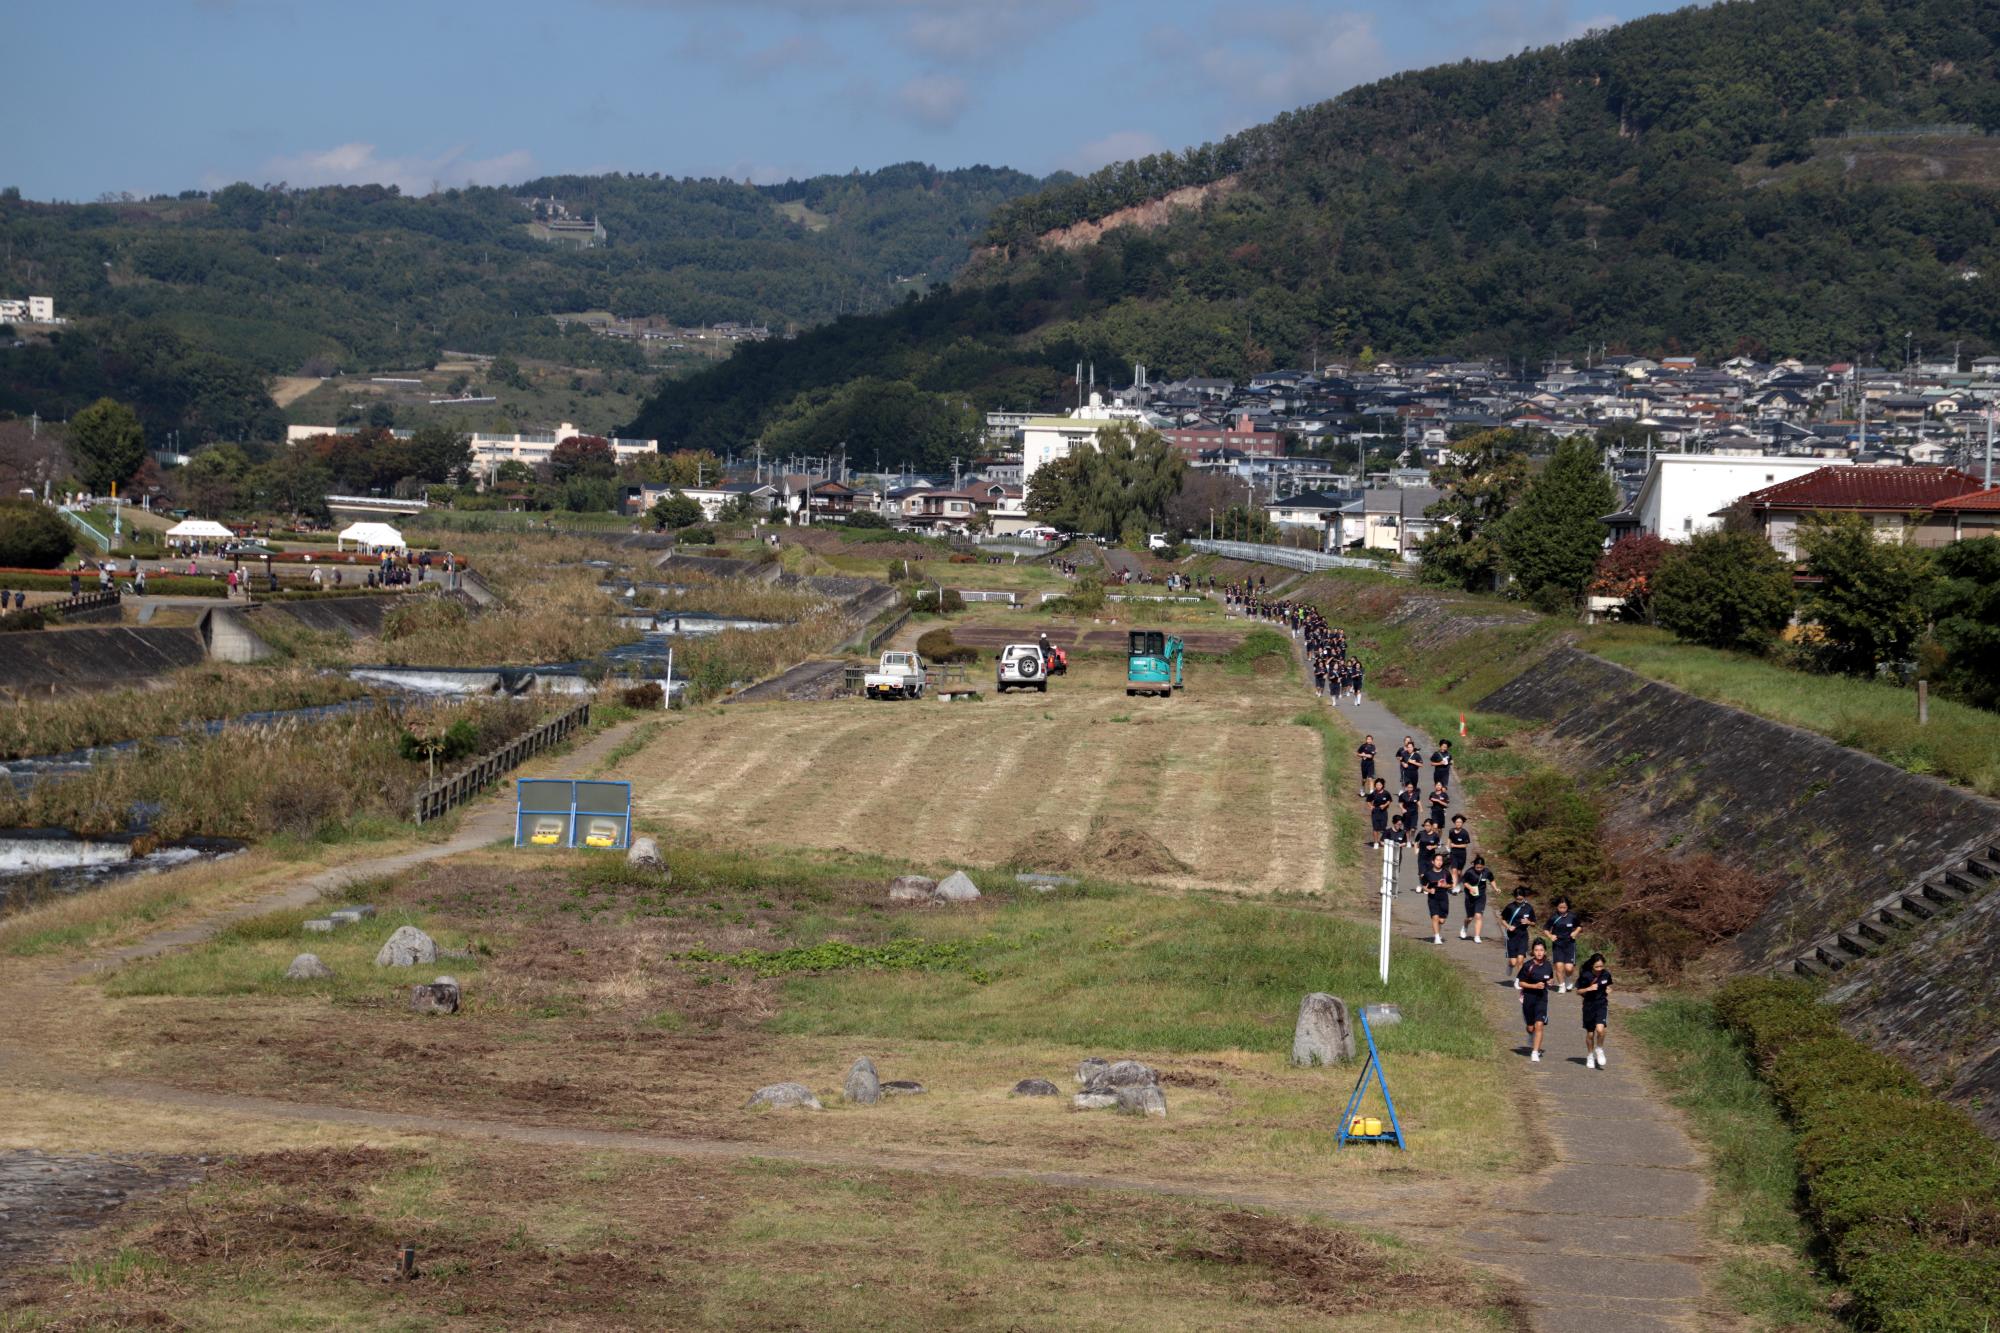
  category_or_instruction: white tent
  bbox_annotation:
[165,519,234,539]
[337,521,405,552]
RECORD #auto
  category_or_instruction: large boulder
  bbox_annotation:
[409,979,460,1015]
[844,1057,882,1106]
[888,875,938,903]
[1080,1059,1159,1094]
[628,836,666,873]
[1114,1085,1168,1118]
[1074,1057,1110,1086]
[880,1080,925,1097]
[1291,993,1355,1067]
[1073,1091,1120,1111]
[283,953,333,981]
[1012,1078,1061,1098]
[934,870,981,902]
[746,1082,823,1111]
[374,926,438,968]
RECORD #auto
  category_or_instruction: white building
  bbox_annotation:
[1019,395,1155,485]
[287,421,657,481]
[0,295,59,325]
[1624,453,1848,540]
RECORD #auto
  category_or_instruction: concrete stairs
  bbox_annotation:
[1791,845,2000,979]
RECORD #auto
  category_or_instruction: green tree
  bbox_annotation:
[649,490,705,529]
[1652,529,1795,651]
[407,424,472,483]
[1025,423,1184,538]
[1496,437,1618,611]
[0,500,77,568]
[1416,428,1536,591]
[1795,512,1938,675]
[249,449,333,519]
[67,398,147,494]
[1930,539,2000,708]
[177,443,251,517]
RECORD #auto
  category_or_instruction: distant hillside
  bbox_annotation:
[632,0,2000,454]
[0,163,1046,442]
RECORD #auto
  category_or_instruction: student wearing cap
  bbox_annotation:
[1575,952,1615,1068]
[1502,887,1536,981]
[1356,735,1377,799]
[1459,853,1491,943]
[1517,941,1554,1062]
[1544,897,1581,992]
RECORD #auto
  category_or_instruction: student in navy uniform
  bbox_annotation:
[1397,738,1421,791]
[1429,740,1454,791]
[1424,852,1453,944]
[1446,814,1471,875]
[1428,781,1450,831]
[1364,778,1392,848]
[1459,853,1491,943]
[1544,897,1581,992]
[1575,952,1614,1068]
[1502,887,1536,981]
[1517,940,1554,1062]
[1399,782,1422,835]
[1356,735,1377,798]
[1386,812,1408,855]
[1414,819,1441,876]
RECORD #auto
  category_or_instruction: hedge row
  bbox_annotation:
[1714,976,2000,1332]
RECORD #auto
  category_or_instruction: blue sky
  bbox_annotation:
[8,0,1679,200]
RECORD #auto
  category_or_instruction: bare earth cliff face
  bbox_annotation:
[975,176,1242,261]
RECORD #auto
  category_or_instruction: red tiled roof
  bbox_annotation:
[1934,485,2000,512]
[1737,465,1984,511]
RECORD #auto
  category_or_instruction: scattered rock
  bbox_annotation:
[627,836,666,872]
[1075,1057,1110,1086]
[1082,1059,1159,1092]
[409,980,460,1015]
[1012,1078,1061,1097]
[1114,1085,1168,1118]
[329,904,377,922]
[1073,1092,1120,1111]
[1015,872,1077,891]
[888,875,939,903]
[1361,1003,1403,1028]
[1291,993,1355,1067]
[283,953,333,981]
[844,1057,882,1106]
[934,870,981,902]
[746,1082,823,1112]
[302,918,335,934]
[374,926,438,968]
[880,1080,925,1097]
[438,946,477,961]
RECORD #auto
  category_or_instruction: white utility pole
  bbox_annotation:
[1377,839,1399,984]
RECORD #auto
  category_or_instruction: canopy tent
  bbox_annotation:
[337,521,405,552]
[164,519,234,540]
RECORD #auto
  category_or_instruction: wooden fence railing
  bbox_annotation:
[410,699,591,824]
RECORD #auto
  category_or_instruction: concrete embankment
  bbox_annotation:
[0,627,207,692]
[265,595,395,638]
[1479,647,2000,1132]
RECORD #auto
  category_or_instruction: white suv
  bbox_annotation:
[995,644,1047,693]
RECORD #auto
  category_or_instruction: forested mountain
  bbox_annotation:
[0,163,1045,442]
[632,0,2000,455]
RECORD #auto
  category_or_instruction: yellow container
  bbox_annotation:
[1363,1116,1383,1137]
[1349,1115,1384,1137]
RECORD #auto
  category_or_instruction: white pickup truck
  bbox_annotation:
[995,643,1047,693]
[864,651,928,700]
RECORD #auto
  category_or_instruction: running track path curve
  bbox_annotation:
[1316,661,1709,1332]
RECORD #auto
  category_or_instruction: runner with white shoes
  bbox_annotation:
[1502,887,1535,981]
[1576,952,1614,1068]
[1545,897,1581,992]
[1459,853,1491,943]
[1517,940,1554,1062]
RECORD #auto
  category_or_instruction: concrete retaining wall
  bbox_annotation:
[0,626,207,692]
[1479,647,2000,1131]
[267,595,395,638]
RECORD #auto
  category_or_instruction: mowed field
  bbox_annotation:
[619,657,1337,895]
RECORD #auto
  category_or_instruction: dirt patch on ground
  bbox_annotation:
[1009,819,1192,878]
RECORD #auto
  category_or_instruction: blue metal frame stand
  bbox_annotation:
[1334,1009,1407,1150]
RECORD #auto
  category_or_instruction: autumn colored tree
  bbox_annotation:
[1590,534,1673,622]
[550,434,616,481]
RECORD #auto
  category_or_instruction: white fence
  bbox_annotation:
[1189,539,1410,576]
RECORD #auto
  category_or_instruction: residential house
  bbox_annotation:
[1264,489,1348,541]
[1328,486,1443,557]
[1612,453,1844,542]
[631,480,775,521]
[1929,486,2000,542]
[1730,465,1985,558]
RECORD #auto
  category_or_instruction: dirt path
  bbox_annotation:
[1262,609,1710,1333]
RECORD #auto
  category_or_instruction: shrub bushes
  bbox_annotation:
[1500,771,1620,918]
[914,627,978,664]
[909,586,964,614]
[1715,976,2000,1332]
[0,501,77,568]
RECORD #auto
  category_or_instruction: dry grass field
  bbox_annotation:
[619,658,1337,895]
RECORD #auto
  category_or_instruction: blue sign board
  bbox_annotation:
[515,779,632,851]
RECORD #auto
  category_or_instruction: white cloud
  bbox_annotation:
[895,73,970,129]
[1149,5,1385,116]
[1063,130,1169,174]
[252,143,535,195]
[1457,0,1619,57]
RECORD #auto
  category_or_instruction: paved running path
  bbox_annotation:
[1317,671,1708,1332]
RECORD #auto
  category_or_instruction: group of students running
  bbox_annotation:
[1225,586,1367,702]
